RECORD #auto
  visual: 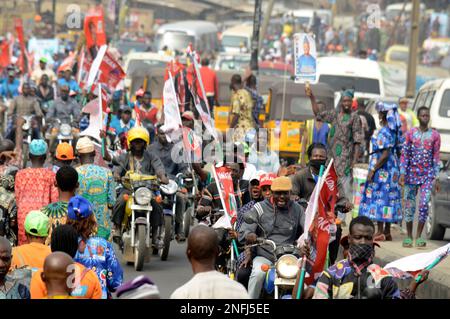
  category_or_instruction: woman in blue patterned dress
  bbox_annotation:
[359,102,403,241]
[66,196,123,299]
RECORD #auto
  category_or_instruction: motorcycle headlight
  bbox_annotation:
[160,180,178,195]
[275,254,299,279]
[59,124,72,136]
[135,187,152,205]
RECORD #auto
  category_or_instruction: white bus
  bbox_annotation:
[155,21,220,54]
[220,24,253,54]
[316,56,385,103]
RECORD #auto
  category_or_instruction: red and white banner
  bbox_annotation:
[15,18,27,74]
[97,51,125,91]
[84,8,107,49]
[161,76,183,143]
[182,127,202,162]
[384,243,450,278]
[299,161,338,285]
[57,51,76,73]
[212,166,238,228]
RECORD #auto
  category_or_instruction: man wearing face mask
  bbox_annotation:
[313,216,428,299]
[308,86,364,199]
[238,176,307,299]
[290,143,353,264]
[46,85,81,154]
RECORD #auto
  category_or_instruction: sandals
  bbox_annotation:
[416,238,427,248]
[402,238,413,248]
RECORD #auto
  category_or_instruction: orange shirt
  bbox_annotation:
[199,66,219,97]
[11,242,51,272]
[30,262,102,299]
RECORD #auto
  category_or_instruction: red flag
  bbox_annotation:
[57,52,76,73]
[306,163,338,285]
[78,49,93,89]
[15,18,27,74]
[0,41,10,70]
[97,51,125,91]
[214,166,238,225]
[84,10,107,49]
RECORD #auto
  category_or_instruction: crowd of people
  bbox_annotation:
[0,9,443,299]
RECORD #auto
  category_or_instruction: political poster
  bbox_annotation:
[294,33,317,84]
[27,38,59,67]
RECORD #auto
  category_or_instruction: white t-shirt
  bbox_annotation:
[170,271,250,299]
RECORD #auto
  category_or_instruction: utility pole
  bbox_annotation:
[406,0,420,98]
[259,0,275,52]
[52,0,56,36]
[250,0,262,72]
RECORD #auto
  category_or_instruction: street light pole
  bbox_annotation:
[406,0,420,98]
[250,0,262,72]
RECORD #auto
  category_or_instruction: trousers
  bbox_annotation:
[403,182,433,223]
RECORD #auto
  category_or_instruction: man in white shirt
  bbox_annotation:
[31,57,57,84]
[248,132,280,175]
[170,225,250,299]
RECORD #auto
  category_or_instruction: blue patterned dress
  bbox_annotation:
[74,236,123,299]
[359,127,402,223]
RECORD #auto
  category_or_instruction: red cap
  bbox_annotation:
[259,173,277,187]
[135,88,145,97]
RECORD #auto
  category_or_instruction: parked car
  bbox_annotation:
[427,160,450,240]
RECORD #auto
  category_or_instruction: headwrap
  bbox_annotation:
[342,89,354,98]
[375,101,404,153]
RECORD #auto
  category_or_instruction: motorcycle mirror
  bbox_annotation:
[243,213,258,225]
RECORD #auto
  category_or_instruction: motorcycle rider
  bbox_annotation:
[133,91,159,143]
[6,82,44,151]
[238,176,307,299]
[31,57,57,85]
[45,85,81,154]
[0,68,20,99]
[35,74,55,113]
[148,125,189,242]
[107,104,135,149]
[290,143,353,264]
[106,126,169,248]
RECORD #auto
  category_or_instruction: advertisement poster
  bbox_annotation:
[294,33,317,84]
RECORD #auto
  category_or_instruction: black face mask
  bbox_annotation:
[309,159,326,171]
[348,244,374,263]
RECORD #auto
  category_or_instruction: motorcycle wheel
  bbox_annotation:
[134,224,146,271]
[183,207,194,238]
[160,215,172,261]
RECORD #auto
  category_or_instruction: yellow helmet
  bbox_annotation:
[127,126,150,147]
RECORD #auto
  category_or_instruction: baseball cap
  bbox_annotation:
[259,173,276,187]
[119,104,132,113]
[68,196,93,220]
[39,57,48,63]
[56,142,75,160]
[271,176,292,191]
[25,210,49,237]
[76,137,95,154]
[181,111,194,121]
[7,70,15,76]
[29,139,48,156]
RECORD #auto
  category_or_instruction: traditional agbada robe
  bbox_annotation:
[14,167,58,245]
[230,89,255,142]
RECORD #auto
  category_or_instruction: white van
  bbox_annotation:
[155,21,220,54]
[123,52,172,89]
[385,2,426,21]
[284,9,332,29]
[316,56,385,102]
[413,79,450,161]
[220,24,253,54]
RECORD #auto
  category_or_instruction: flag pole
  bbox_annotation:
[295,164,325,299]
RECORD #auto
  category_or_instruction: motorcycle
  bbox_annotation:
[120,172,159,271]
[45,118,77,146]
[181,171,197,238]
[243,213,303,299]
[158,177,179,261]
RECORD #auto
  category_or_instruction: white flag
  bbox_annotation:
[161,78,182,143]
[212,214,232,230]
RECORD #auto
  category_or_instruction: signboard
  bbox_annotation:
[27,38,59,67]
[294,33,317,83]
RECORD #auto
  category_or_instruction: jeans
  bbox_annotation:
[248,256,273,299]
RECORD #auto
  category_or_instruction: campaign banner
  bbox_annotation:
[0,41,10,69]
[294,33,317,84]
[213,166,238,226]
[98,51,125,91]
[84,9,107,49]
[161,77,183,143]
[352,166,368,218]
[27,38,59,67]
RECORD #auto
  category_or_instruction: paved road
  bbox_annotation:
[115,240,192,299]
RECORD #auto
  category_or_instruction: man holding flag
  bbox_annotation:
[312,216,429,299]
[238,176,307,299]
